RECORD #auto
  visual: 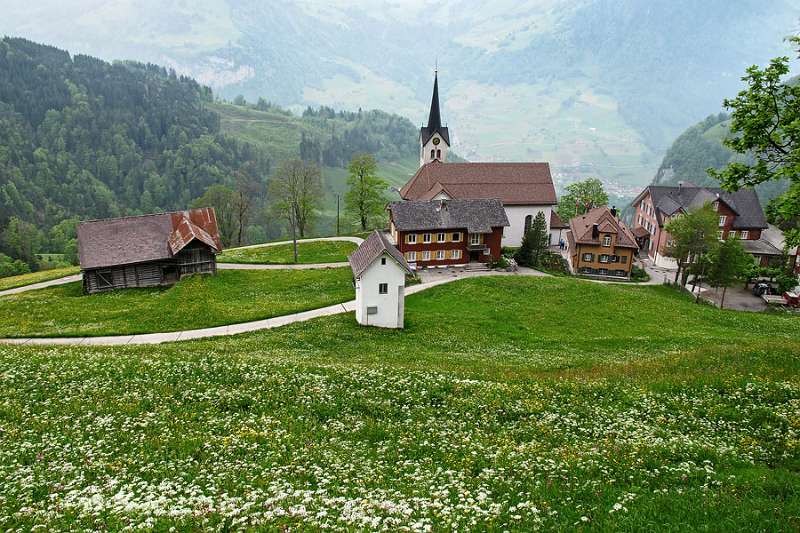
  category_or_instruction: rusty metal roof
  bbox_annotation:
[77,207,222,270]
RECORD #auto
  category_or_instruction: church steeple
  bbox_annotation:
[427,71,442,132]
[420,70,450,167]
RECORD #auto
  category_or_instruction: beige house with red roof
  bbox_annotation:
[400,73,557,248]
[567,207,639,279]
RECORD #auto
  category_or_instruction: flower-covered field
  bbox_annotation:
[218,240,357,265]
[0,277,798,530]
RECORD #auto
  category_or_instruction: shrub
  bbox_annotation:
[631,265,650,282]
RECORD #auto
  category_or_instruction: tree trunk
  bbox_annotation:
[673,262,681,285]
[721,286,727,309]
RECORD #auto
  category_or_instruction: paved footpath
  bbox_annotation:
[227,236,364,250]
[0,274,82,297]
[0,268,546,347]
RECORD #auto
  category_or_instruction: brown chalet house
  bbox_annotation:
[567,207,639,278]
[631,184,778,267]
[388,198,509,268]
[77,207,222,294]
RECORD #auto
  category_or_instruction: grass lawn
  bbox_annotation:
[218,240,358,264]
[0,268,353,337]
[0,266,79,291]
[0,276,798,530]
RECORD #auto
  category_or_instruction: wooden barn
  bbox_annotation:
[77,208,223,294]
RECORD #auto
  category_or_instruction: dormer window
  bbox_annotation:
[381,257,386,265]
[602,235,612,247]
[719,215,727,227]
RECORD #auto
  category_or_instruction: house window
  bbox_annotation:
[379,283,388,294]
[423,233,432,243]
[719,215,727,227]
[470,233,481,245]
[598,268,609,275]
[451,249,461,260]
[406,233,416,244]
[602,235,612,247]
[422,250,431,261]
[524,214,533,232]
[97,270,113,289]
[599,254,610,263]
[610,255,618,263]
[436,250,445,260]
[381,257,386,265]
[437,232,446,243]
[582,253,594,262]
[621,256,628,264]
[741,231,749,239]
[406,251,416,262]
[729,230,736,239]
[615,270,627,277]
[452,232,461,242]
[718,230,724,240]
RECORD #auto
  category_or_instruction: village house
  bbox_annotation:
[349,230,414,329]
[567,207,639,278]
[631,184,780,267]
[549,211,569,247]
[400,72,557,248]
[77,207,222,294]
[388,198,509,268]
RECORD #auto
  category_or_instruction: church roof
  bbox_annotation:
[400,161,557,206]
[420,72,450,146]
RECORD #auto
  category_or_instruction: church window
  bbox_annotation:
[436,149,441,159]
[524,215,533,232]
[430,149,435,159]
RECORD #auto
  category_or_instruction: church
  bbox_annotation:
[399,72,558,248]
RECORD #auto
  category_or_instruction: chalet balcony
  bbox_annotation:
[467,243,488,252]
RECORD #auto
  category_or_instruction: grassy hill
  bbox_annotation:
[0,275,798,529]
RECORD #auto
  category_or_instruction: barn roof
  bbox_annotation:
[349,230,412,278]
[77,207,222,270]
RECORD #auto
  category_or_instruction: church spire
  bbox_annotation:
[427,70,442,132]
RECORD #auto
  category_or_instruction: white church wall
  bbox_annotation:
[503,205,553,248]
[420,133,448,166]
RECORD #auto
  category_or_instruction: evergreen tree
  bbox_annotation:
[515,212,549,267]
[344,154,388,231]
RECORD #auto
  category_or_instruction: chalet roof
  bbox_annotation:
[637,185,767,229]
[77,207,222,270]
[550,210,569,229]
[349,230,413,277]
[741,238,783,256]
[388,198,510,234]
[400,161,556,206]
[568,207,638,249]
[420,72,450,146]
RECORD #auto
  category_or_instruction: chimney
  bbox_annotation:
[610,206,617,218]
[592,223,600,239]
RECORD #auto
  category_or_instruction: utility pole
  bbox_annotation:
[336,193,340,236]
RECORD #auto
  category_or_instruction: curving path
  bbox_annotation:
[0,269,546,346]
[226,236,364,250]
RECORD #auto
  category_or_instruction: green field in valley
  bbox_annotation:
[218,240,358,265]
[0,269,352,337]
[0,275,798,529]
[0,266,80,291]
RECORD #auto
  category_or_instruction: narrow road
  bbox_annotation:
[0,269,547,347]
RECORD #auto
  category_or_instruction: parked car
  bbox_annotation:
[752,282,774,297]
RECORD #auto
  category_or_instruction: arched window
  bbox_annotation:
[436,149,441,159]
[430,149,435,159]
[524,215,533,232]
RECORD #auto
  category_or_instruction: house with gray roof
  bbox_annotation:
[349,230,413,329]
[631,183,777,267]
[388,198,509,267]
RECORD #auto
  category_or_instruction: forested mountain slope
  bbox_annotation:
[0,38,421,268]
[653,113,789,206]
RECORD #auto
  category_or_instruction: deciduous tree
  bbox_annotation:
[269,159,322,262]
[706,237,752,309]
[663,203,719,286]
[344,154,388,231]
[556,178,609,221]
[708,36,800,247]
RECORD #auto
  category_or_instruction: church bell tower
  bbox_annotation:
[419,71,450,167]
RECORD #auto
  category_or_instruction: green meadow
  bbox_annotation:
[218,240,358,265]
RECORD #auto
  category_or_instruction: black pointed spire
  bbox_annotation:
[427,71,442,131]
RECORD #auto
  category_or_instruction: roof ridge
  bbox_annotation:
[79,208,197,225]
